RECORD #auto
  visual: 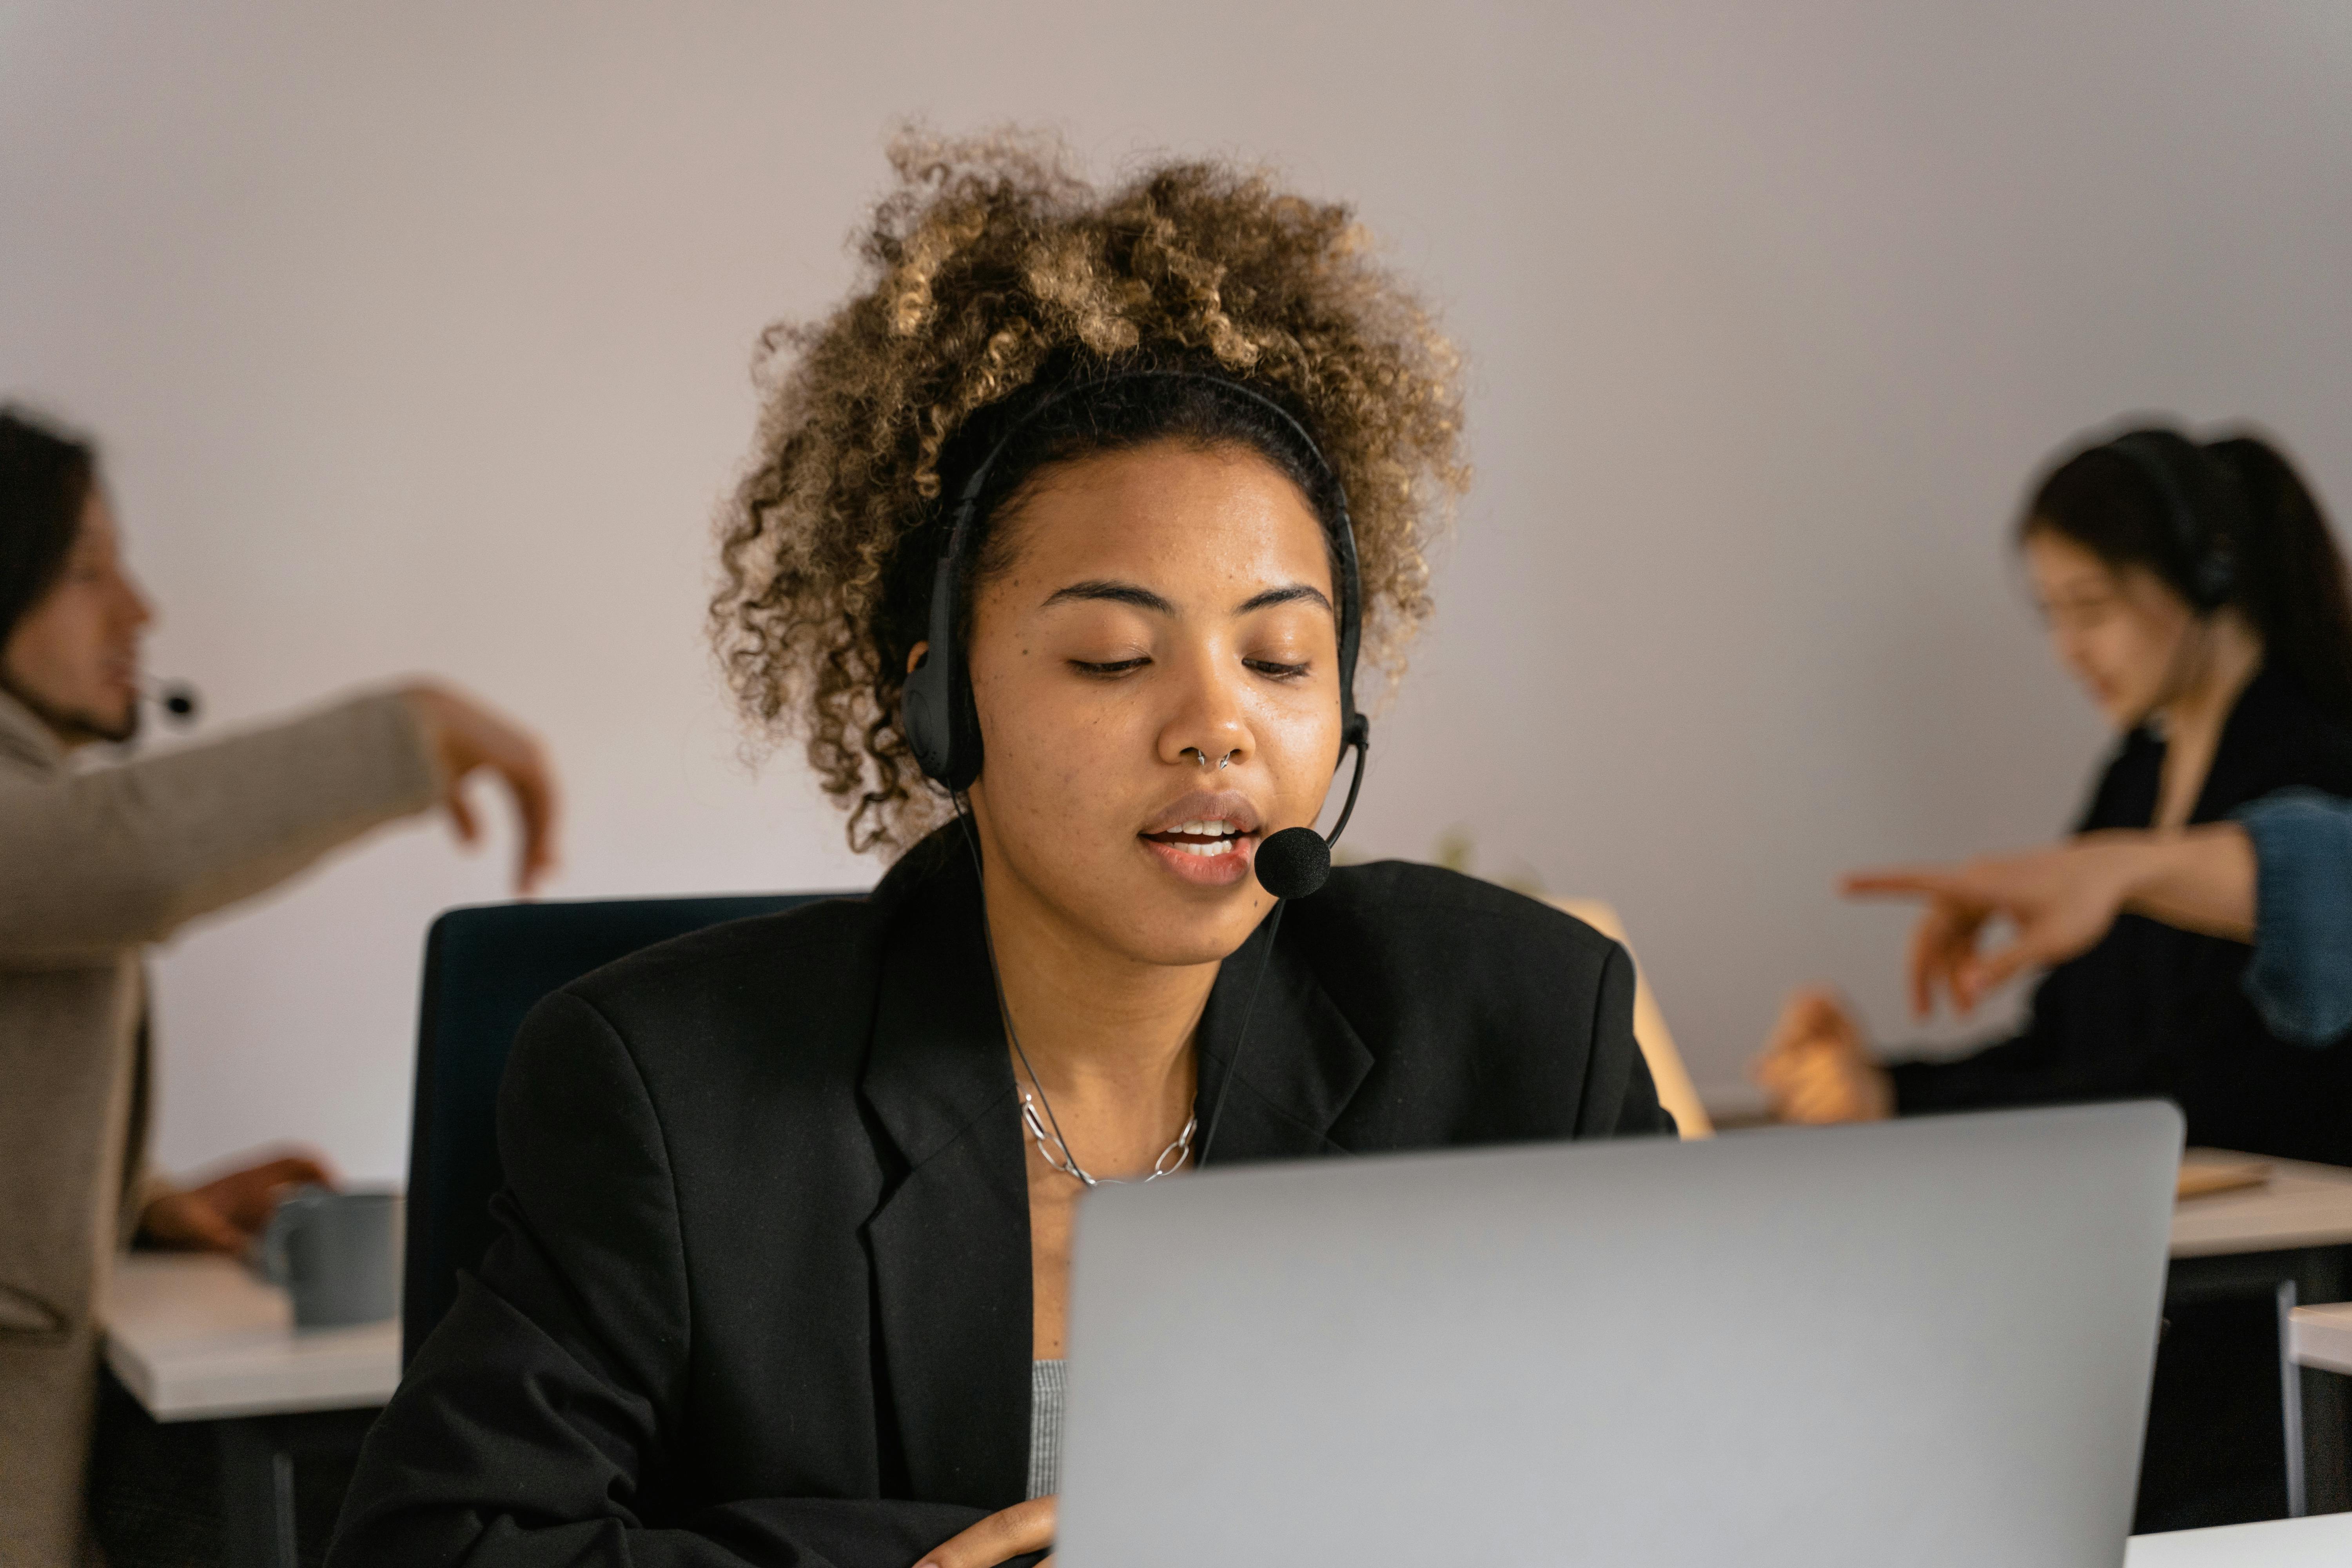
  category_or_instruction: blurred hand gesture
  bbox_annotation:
[401,683,561,894]
[1753,985,1892,1124]
[1841,837,2147,1020]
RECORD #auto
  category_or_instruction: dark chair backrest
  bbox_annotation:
[403,892,850,1365]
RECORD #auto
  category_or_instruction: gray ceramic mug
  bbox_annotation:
[258,1185,400,1329]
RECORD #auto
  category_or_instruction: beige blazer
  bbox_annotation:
[0,688,437,1568]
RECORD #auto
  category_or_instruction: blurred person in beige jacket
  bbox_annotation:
[0,407,560,1566]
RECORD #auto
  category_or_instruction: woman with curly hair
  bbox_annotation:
[332,133,1670,1568]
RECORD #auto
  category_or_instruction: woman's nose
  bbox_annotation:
[112,561,157,630]
[1158,652,1252,770]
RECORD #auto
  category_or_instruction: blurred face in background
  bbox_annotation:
[2024,526,2197,730]
[1,490,153,746]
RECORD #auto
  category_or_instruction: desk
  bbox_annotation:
[2163,1153,2352,1519]
[102,1252,398,1568]
[2125,1510,2352,1564]
[94,1174,2352,1561]
[2171,1154,2352,1258]
[2291,1301,2352,1375]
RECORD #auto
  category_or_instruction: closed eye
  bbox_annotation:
[1247,659,1312,680]
[1070,657,1151,678]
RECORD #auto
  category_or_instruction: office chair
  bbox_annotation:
[402,891,851,1365]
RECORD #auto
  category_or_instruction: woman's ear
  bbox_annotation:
[906,641,929,675]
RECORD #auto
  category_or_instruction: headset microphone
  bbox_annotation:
[145,680,201,724]
[1252,829,1330,901]
[1250,730,1368,902]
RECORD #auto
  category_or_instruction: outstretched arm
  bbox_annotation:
[0,682,557,964]
[1842,826,2256,1021]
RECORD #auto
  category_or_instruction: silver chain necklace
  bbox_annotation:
[956,797,1198,1188]
[1018,1078,1196,1188]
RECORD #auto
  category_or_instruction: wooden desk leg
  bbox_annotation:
[218,1419,298,1568]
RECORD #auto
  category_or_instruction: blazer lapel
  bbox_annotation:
[1195,909,1375,1164]
[858,847,1034,1509]
[853,833,1375,1504]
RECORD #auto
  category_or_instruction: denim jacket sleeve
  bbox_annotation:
[2236,789,2352,1047]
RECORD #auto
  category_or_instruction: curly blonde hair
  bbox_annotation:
[713,129,1469,853]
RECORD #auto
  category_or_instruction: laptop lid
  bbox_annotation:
[1058,1101,2181,1568]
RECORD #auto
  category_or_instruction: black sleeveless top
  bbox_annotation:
[1889,666,2352,1165]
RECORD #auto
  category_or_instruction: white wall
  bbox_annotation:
[5,2,2350,1179]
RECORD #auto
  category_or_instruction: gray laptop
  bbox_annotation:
[1057,1101,2181,1568]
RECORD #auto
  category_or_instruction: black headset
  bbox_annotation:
[901,370,1371,795]
[2103,430,2239,612]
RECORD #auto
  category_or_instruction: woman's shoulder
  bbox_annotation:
[2234,669,2352,797]
[1290,859,1623,990]
[1281,860,1662,1141]
[1314,857,1613,931]
[579,889,878,988]
[532,893,890,1074]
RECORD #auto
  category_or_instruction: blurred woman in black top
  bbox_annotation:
[1756,425,2352,1166]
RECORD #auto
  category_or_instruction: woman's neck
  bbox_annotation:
[973,845,1215,1132]
[2151,610,2264,831]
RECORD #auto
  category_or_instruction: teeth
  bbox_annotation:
[1167,818,1239,839]
[1178,838,1237,857]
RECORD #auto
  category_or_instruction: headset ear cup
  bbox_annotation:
[902,650,984,791]
[904,642,984,789]
[903,647,953,783]
[945,661,984,792]
[2195,551,2236,611]
[903,552,982,789]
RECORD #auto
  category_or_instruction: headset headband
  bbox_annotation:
[902,370,1370,792]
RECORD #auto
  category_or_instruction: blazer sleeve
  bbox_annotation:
[328,990,1011,1568]
[0,690,439,966]
[1590,942,1676,1138]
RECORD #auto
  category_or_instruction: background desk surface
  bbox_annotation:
[102,1251,399,1422]
[2170,1155,2352,1259]
[100,1250,2352,1557]
[2124,1510,2352,1564]
[2291,1302,2352,1376]
[97,1151,2352,1422]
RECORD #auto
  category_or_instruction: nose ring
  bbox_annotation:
[1183,747,1235,771]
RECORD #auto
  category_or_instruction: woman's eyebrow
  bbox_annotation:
[1042,579,1175,614]
[1235,583,1333,616]
[1038,579,1333,616]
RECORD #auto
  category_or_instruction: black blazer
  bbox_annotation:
[1889,666,2352,1165]
[330,831,1669,1568]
